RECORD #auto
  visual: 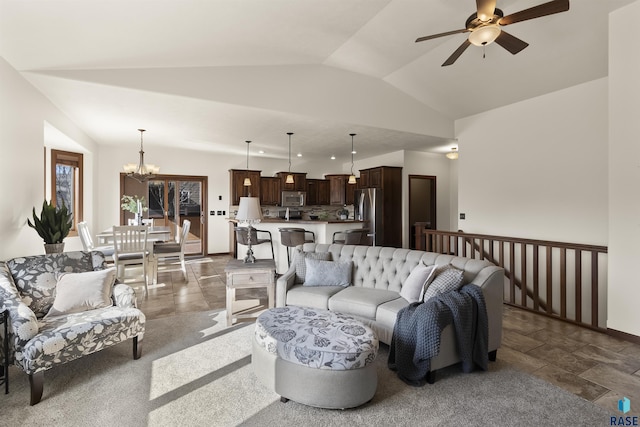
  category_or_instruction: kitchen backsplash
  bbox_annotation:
[229,205,355,220]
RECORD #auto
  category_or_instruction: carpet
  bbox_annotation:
[2,309,612,426]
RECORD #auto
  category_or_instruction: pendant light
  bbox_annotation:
[123,129,159,182]
[285,132,294,184]
[348,133,357,184]
[243,140,252,186]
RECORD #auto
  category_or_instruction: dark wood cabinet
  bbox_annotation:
[325,174,349,206]
[358,166,402,247]
[345,178,358,205]
[229,169,261,205]
[306,179,330,206]
[276,172,306,192]
[317,179,330,205]
[359,170,369,188]
[260,176,281,206]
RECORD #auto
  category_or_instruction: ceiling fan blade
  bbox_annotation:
[494,30,529,55]
[442,39,472,67]
[499,0,569,26]
[416,29,468,43]
[476,0,497,22]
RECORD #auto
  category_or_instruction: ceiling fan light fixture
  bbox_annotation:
[468,24,501,47]
[446,147,459,160]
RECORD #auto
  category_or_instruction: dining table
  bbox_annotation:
[96,225,172,246]
[96,225,172,286]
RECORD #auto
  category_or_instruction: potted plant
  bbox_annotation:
[27,199,73,254]
[121,195,148,225]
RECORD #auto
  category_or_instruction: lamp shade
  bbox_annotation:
[236,197,263,222]
[468,24,501,47]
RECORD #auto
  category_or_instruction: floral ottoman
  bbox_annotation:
[252,305,378,409]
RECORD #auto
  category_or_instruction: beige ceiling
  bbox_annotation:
[0,0,631,161]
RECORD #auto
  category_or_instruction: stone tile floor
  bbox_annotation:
[133,255,640,417]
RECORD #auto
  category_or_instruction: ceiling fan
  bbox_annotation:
[415,0,569,66]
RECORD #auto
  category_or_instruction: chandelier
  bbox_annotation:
[123,129,159,182]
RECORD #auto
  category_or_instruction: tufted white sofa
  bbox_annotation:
[276,243,505,378]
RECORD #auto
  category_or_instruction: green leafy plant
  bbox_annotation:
[27,199,73,244]
[121,195,148,213]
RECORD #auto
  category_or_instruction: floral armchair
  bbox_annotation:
[0,251,145,405]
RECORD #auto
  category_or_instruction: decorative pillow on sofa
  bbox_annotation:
[399,262,436,303]
[7,251,95,318]
[294,250,332,284]
[422,265,465,302]
[44,267,117,318]
[304,258,352,287]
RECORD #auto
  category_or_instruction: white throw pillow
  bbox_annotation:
[422,265,465,302]
[304,258,352,287]
[45,267,116,318]
[400,262,436,303]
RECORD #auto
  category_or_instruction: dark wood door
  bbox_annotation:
[408,175,437,249]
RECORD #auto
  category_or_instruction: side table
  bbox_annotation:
[1,309,8,394]
[224,259,276,327]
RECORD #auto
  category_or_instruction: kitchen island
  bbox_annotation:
[229,219,366,273]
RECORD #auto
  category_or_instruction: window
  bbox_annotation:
[51,149,83,235]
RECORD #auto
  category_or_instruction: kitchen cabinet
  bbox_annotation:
[359,170,369,188]
[229,169,261,205]
[306,179,330,206]
[345,178,358,205]
[260,176,281,206]
[276,172,306,192]
[325,174,357,206]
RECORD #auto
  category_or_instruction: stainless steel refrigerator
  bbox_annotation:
[354,188,383,246]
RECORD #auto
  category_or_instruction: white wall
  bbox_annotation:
[456,78,609,246]
[608,0,640,337]
[0,57,98,259]
[402,150,454,246]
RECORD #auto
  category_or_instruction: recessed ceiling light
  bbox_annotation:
[330,155,336,160]
[258,150,265,154]
[297,153,302,157]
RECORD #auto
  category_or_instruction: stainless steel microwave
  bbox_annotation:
[281,191,306,207]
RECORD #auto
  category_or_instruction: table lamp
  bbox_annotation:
[236,197,263,263]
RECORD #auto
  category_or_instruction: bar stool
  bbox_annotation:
[279,228,315,267]
[235,227,275,260]
[332,228,371,245]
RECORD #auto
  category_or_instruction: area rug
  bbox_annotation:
[2,309,612,426]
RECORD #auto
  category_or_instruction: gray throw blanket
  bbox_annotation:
[388,284,488,386]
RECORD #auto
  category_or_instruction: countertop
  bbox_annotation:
[228,218,364,224]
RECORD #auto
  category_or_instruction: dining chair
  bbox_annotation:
[152,220,191,285]
[278,227,315,267]
[332,228,371,245]
[78,221,115,260]
[112,225,150,293]
[235,226,275,260]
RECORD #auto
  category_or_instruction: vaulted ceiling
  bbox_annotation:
[0,0,631,161]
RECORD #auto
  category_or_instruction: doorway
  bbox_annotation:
[408,175,436,249]
[120,174,207,256]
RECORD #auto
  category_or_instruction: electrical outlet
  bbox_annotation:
[219,195,222,201]
[210,211,215,215]
[217,210,222,215]
[459,213,466,220]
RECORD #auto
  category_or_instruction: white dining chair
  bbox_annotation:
[112,225,150,293]
[78,221,115,260]
[152,220,191,285]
